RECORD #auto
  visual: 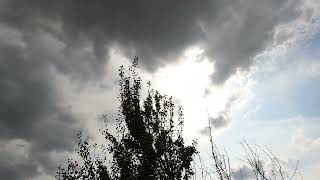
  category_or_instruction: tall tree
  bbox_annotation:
[56,57,197,180]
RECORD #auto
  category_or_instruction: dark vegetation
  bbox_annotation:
[56,58,301,180]
[56,58,197,180]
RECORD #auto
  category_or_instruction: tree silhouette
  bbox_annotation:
[56,57,197,180]
[56,57,301,180]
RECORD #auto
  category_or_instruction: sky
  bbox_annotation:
[0,0,320,179]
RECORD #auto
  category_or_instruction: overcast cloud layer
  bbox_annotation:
[0,0,319,179]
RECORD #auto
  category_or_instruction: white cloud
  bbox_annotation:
[291,130,320,152]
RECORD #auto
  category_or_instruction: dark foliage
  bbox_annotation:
[56,57,197,180]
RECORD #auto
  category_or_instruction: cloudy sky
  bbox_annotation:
[0,0,320,179]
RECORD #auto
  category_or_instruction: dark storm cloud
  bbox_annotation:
[0,25,78,179]
[1,0,309,82]
[0,0,315,179]
[0,139,39,180]
[0,159,38,180]
[206,0,304,82]
[0,0,217,71]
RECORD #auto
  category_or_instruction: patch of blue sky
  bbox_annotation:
[245,32,320,122]
[304,32,320,56]
[208,30,320,175]
[220,34,320,160]
[251,77,320,121]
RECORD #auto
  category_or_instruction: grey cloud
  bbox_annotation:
[1,0,311,83]
[210,115,230,129]
[0,140,38,180]
[0,160,38,180]
[232,165,255,180]
[23,29,108,82]
[200,95,237,135]
[0,25,78,179]
[206,0,304,83]
[199,115,230,135]
[0,0,217,71]
[199,127,210,136]
[0,0,317,179]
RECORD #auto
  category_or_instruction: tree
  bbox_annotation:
[56,57,301,180]
[56,57,197,180]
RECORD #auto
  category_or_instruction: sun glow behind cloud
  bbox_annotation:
[145,47,254,141]
[150,47,213,134]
